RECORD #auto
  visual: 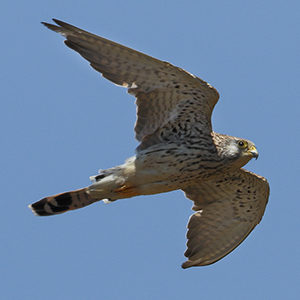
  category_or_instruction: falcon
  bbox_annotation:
[29,19,269,268]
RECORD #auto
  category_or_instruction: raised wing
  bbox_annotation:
[42,19,219,147]
[181,169,269,268]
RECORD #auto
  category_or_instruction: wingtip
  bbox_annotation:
[181,263,188,269]
[41,21,50,28]
[41,18,63,25]
[181,258,210,269]
[41,19,72,36]
[41,21,60,32]
[52,18,64,26]
[181,261,193,269]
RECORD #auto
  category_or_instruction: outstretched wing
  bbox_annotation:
[42,19,219,148]
[181,169,269,268]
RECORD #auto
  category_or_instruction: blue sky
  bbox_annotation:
[1,0,299,299]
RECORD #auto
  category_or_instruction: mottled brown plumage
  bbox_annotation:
[29,19,269,268]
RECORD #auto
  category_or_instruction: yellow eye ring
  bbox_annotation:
[238,140,248,148]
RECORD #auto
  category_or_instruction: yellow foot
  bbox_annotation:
[115,185,138,198]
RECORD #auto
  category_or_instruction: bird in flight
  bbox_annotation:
[29,19,269,268]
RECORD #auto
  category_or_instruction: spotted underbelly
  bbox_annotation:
[137,145,225,185]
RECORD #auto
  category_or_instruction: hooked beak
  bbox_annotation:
[248,145,259,160]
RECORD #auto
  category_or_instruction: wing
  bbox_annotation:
[42,19,219,148]
[181,169,269,268]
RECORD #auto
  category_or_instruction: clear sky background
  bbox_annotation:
[1,1,299,299]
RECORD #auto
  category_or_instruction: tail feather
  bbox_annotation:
[29,188,96,216]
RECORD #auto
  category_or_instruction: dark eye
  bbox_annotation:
[238,140,248,148]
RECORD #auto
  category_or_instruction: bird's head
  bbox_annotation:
[224,137,259,168]
[213,133,259,168]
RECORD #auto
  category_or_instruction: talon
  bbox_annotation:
[115,185,138,198]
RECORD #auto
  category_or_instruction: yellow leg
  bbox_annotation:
[115,185,139,198]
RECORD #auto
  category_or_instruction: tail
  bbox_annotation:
[29,188,97,216]
[29,163,141,216]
